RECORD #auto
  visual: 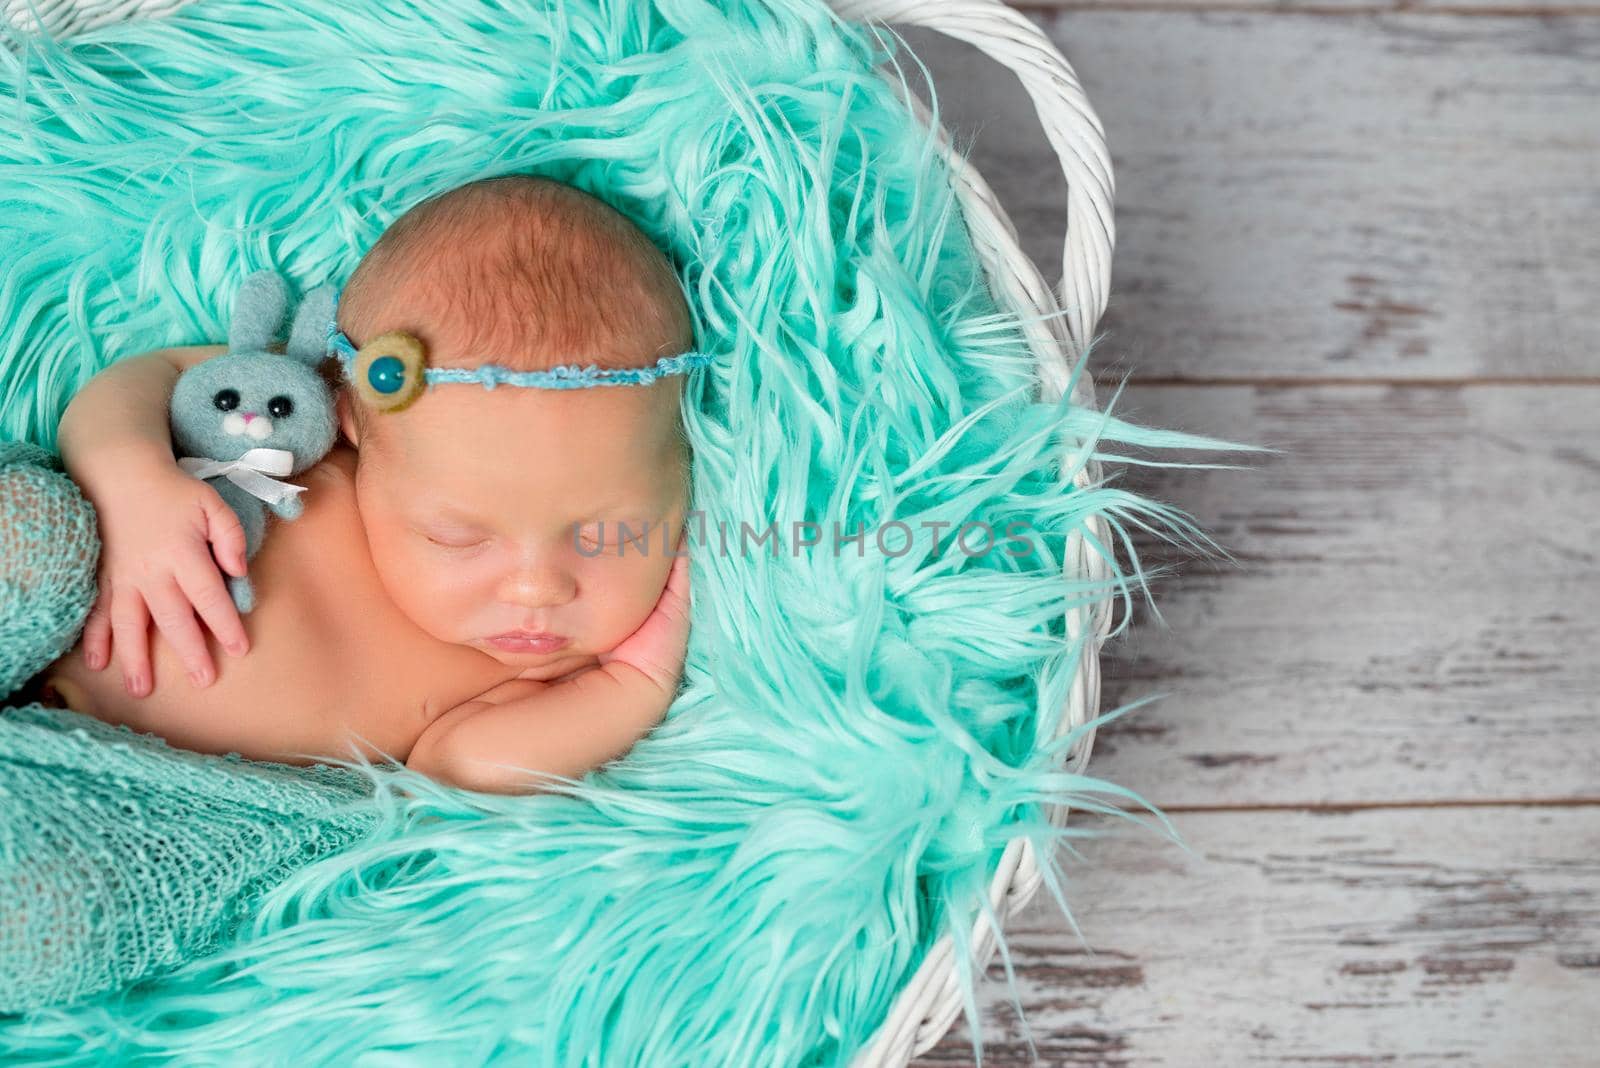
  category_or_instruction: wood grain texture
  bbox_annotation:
[1010,1,1600,13]
[883,4,1600,1065]
[901,13,1600,380]
[1081,382,1600,808]
[915,806,1600,1066]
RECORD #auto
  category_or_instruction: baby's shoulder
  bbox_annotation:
[302,442,359,488]
[287,444,360,530]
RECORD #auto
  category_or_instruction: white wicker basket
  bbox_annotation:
[829,3,1116,1064]
[8,0,1119,1062]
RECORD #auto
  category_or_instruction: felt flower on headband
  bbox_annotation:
[325,320,714,414]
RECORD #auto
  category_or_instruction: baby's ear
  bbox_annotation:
[336,388,362,448]
[287,284,337,365]
[230,271,288,353]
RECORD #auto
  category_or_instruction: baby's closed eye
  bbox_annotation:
[416,526,488,550]
[574,520,663,554]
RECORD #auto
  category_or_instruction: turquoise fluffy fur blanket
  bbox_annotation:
[0,0,1257,1061]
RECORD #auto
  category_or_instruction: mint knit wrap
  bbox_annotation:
[0,444,378,1013]
[0,440,98,701]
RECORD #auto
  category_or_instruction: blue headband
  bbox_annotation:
[325,304,711,413]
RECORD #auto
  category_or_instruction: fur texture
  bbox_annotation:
[0,0,1262,1062]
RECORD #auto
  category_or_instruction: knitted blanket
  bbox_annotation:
[0,0,1251,1061]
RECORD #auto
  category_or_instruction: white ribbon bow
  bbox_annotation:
[177,447,307,507]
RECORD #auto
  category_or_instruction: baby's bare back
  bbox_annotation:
[43,445,519,764]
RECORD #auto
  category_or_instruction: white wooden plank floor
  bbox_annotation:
[902,5,1600,1064]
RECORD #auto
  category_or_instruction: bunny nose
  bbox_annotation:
[240,412,259,423]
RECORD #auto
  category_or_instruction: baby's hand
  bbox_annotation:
[78,457,251,696]
[597,542,691,696]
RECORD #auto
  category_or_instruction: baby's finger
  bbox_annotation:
[145,578,216,688]
[201,491,249,578]
[176,555,248,659]
[665,548,690,595]
[81,589,113,671]
[109,589,153,697]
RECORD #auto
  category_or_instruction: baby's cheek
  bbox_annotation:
[372,543,460,630]
[586,563,663,643]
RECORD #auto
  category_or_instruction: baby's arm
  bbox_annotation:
[408,551,690,794]
[57,345,252,693]
[406,663,677,794]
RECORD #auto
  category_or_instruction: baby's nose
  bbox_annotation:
[501,565,577,609]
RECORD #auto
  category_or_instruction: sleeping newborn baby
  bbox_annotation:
[21,175,698,794]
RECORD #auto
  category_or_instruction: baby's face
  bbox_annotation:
[339,380,688,681]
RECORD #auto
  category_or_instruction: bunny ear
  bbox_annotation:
[229,271,288,352]
[287,283,337,365]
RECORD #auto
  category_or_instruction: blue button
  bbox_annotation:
[368,355,405,394]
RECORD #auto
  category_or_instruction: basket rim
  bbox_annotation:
[832,2,1120,1065]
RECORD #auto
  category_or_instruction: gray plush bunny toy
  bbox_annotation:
[170,271,339,613]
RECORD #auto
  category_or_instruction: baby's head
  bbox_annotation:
[332,175,696,678]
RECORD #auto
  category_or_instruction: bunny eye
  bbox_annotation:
[213,389,241,412]
[267,395,295,418]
